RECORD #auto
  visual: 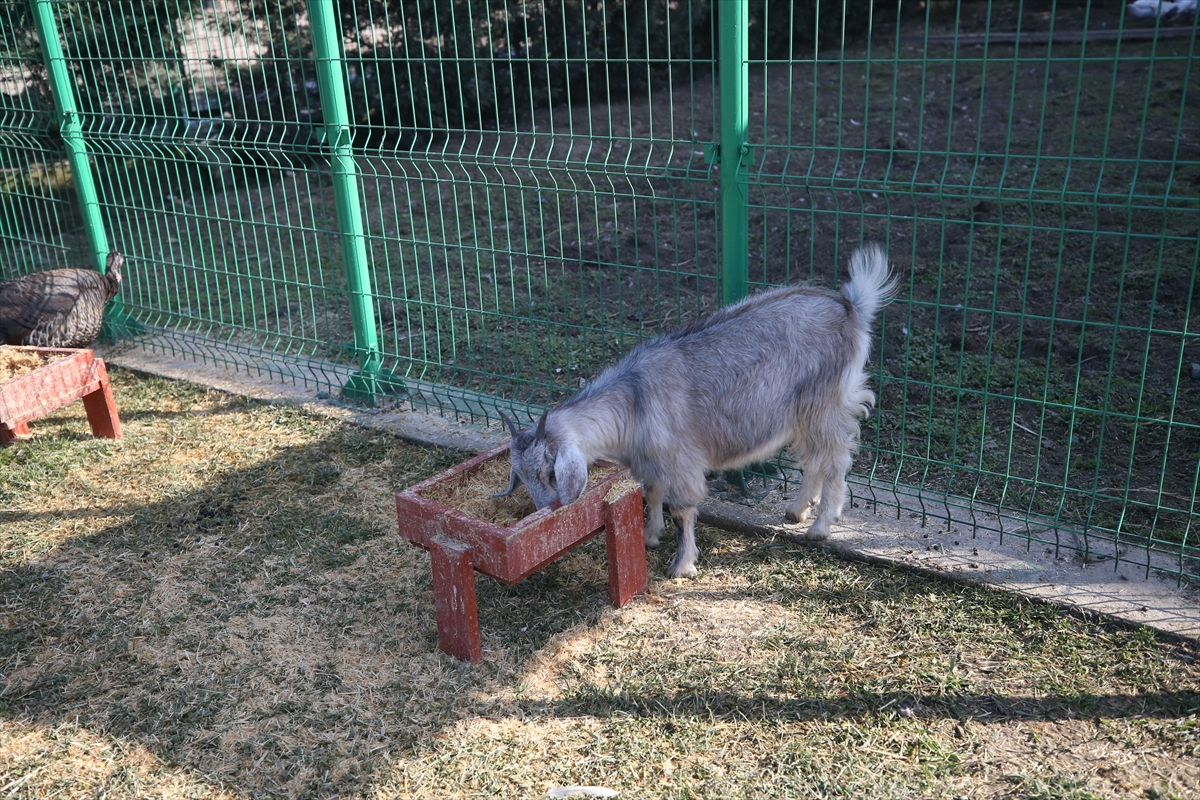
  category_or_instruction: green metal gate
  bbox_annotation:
[1,0,1197,581]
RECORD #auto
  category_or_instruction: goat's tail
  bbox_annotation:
[840,245,897,332]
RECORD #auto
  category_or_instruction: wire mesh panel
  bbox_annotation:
[30,0,364,385]
[0,1,78,279]
[9,0,723,408]
[745,1,1199,576]
[335,0,720,413]
[0,1,1196,579]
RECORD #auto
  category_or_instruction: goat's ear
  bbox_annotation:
[534,409,549,440]
[554,442,588,505]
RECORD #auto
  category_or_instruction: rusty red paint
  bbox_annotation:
[428,535,481,662]
[396,443,647,661]
[603,483,649,608]
[0,347,122,444]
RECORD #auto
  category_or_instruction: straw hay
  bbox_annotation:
[0,346,67,384]
[419,455,536,525]
[419,455,619,526]
[604,478,641,503]
[0,721,238,800]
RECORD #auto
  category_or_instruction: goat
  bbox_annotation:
[496,245,896,578]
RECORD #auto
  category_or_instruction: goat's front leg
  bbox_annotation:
[666,506,699,578]
[643,482,666,548]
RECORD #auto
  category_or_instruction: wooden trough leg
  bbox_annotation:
[428,535,482,662]
[0,422,27,444]
[82,360,122,440]
[603,484,648,608]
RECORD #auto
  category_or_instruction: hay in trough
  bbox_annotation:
[420,454,620,526]
[420,455,536,525]
[0,346,67,384]
[604,477,641,503]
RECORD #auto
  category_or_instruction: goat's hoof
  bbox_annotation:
[805,522,831,541]
[666,556,698,579]
[785,504,814,524]
[644,534,661,549]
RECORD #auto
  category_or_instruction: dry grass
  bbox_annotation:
[0,347,68,384]
[0,368,1197,800]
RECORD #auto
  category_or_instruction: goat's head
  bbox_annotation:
[495,410,588,510]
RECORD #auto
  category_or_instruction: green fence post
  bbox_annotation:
[31,0,106,267]
[308,0,401,400]
[30,0,136,338]
[718,0,758,492]
[718,0,750,307]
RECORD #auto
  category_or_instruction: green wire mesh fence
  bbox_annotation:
[739,2,1200,581]
[1,0,1197,581]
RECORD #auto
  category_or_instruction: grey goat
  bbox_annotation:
[496,245,896,578]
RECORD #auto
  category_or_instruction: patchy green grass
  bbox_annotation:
[0,368,1197,799]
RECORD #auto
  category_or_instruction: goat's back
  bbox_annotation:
[586,285,871,475]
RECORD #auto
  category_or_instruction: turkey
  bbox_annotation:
[0,252,124,348]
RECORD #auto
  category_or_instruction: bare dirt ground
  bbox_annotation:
[0,368,1197,799]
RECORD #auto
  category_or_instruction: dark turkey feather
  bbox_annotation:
[0,252,124,348]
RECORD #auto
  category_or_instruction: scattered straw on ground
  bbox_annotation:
[0,721,237,800]
[0,347,68,384]
[419,456,619,526]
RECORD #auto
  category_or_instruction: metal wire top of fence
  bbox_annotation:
[1,0,1197,582]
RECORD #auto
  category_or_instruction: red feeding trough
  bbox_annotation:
[0,346,122,444]
[396,443,648,661]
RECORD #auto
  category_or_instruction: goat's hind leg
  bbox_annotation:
[805,449,852,541]
[666,506,700,578]
[642,482,666,548]
[785,469,823,524]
